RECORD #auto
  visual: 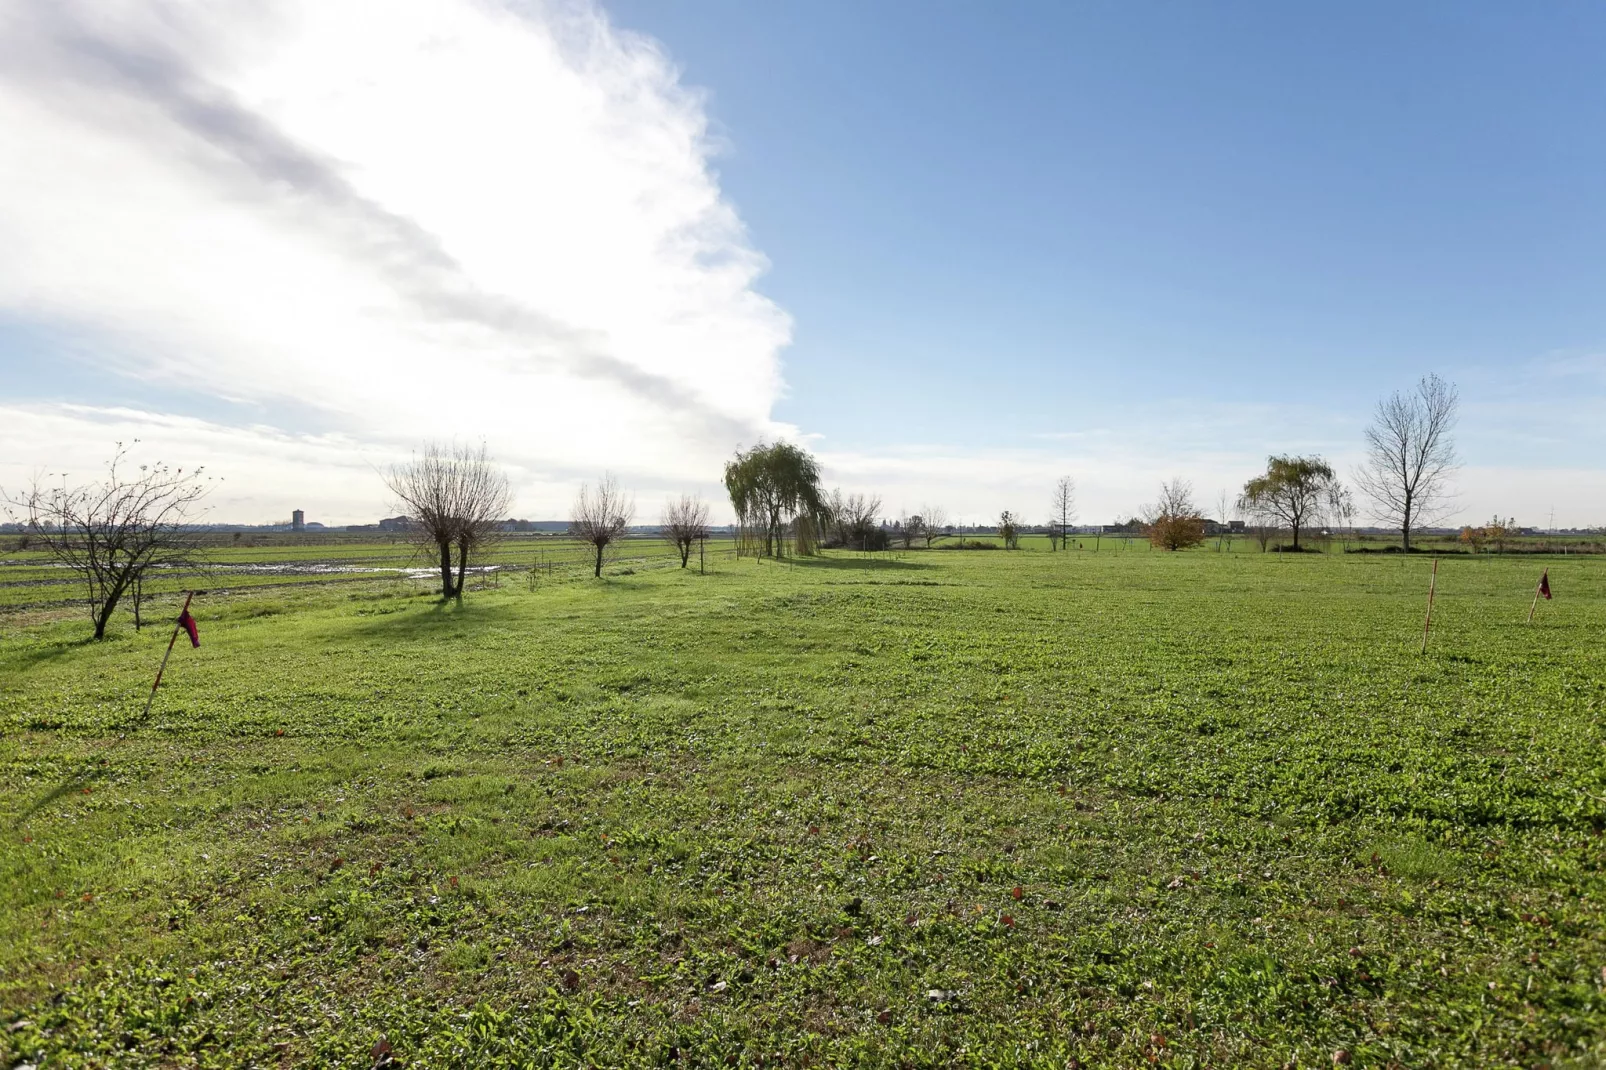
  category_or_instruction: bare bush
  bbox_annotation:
[572,474,635,578]
[1354,374,1459,551]
[1143,478,1206,551]
[661,494,710,568]
[4,443,211,639]
[386,442,511,600]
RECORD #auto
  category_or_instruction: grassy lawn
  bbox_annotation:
[2,549,1603,1067]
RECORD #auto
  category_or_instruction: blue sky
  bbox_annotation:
[607,0,1606,457]
[0,1,1602,525]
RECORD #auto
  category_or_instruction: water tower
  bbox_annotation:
[292,509,305,532]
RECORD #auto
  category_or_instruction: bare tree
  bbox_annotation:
[920,504,948,547]
[1330,483,1357,552]
[898,511,925,549]
[1238,455,1340,551]
[823,487,849,546]
[386,442,511,600]
[4,444,211,639]
[1143,478,1206,551]
[572,474,635,578]
[1353,374,1460,551]
[1049,476,1077,550]
[1214,489,1232,552]
[826,489,884,550]
[661,494,710,568]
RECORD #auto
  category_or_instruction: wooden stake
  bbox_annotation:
[1527,570,1546,624]
[1420,558,1439,655]
[141,591,193,721]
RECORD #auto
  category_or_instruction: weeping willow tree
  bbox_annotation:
[723,442,828,558]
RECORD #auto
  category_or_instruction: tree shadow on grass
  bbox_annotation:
[0,635,100,673]
[13,769,101,826]
[337,597,530,640]
[785,556,933,571]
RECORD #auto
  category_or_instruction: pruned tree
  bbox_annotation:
[571,474,635,577]
[998,510,1020,549]
[386,441,511,600]
[1143,478,1206,551]
[920,504,948,547]
[1353,373,1460,551]
[3,444,211,639]
[1049,476,1077,551]
[1238,455,1340,551]
[661,494,710,568]
[723,442,827,558]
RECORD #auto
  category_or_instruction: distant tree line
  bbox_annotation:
[7,372,1479,639]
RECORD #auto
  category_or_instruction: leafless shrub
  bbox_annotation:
[1143,478,1206,551]
[572,474,635,577]
[3,443,212,639]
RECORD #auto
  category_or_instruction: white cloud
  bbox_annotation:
[0,0,792,522]
[0,2,1599,532]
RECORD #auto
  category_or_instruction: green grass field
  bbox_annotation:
[2,548,1603,1067]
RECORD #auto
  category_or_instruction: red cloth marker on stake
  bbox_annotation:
[142,591,198,720]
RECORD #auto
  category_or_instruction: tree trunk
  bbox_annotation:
[1402,496,1413,552]
[679,541,690,567]
[1291,522,1301,550]
[454,539,469,599]
[93,577,132,639]
[593,542,604,578]
[438,539,454,599]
